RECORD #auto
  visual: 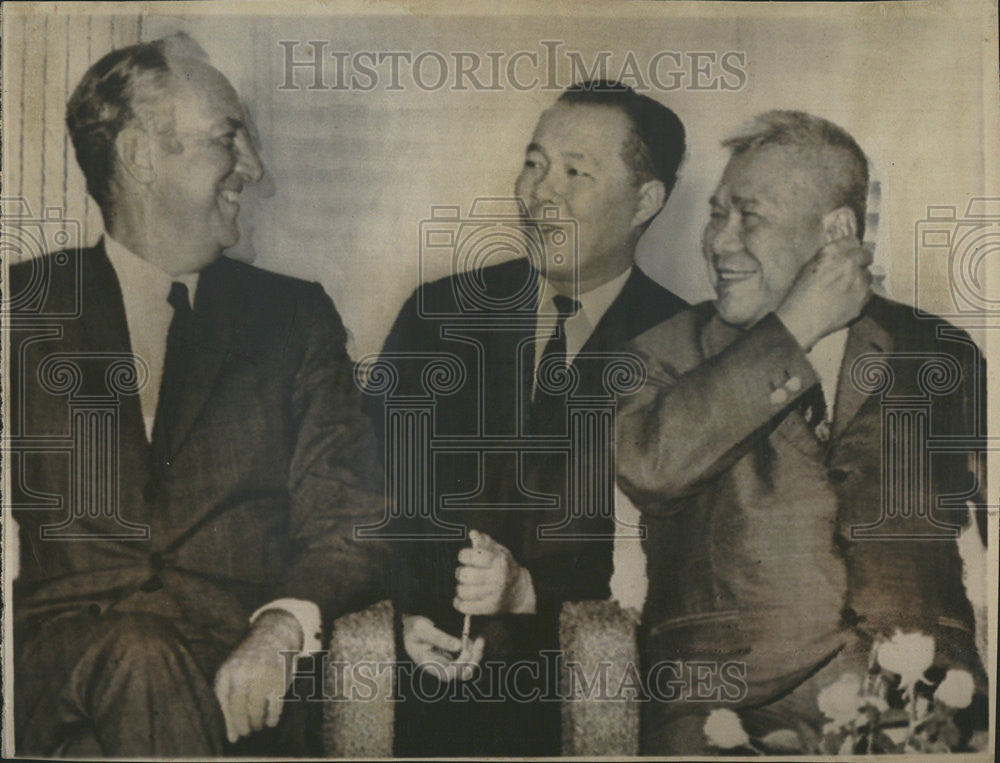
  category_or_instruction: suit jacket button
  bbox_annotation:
[827,468,848,484]
[770,388,789,404]
[150,552,165,571]
[140,575,163,593]
[87,603,102,617]
[142,480,158,503]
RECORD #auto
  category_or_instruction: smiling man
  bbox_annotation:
[366,81,687,755]
[616,111,986,753]
[10,35,385,757]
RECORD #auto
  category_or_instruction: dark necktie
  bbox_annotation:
[151,282,193,469]
[799,383,830,441]
[533,294,580,398]
[528,294,580,439]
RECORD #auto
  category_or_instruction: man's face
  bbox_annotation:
[515,102,644,290]
[147,58,263,274]
[703,144,830,328]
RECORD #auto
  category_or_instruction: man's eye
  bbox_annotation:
[741,211,760,224]
[567,167,592,179]
[709,209,727,220]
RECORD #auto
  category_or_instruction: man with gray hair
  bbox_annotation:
[10,35,385,756]
[617,110,986,753]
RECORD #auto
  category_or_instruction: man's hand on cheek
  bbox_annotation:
[776,233,873,351]
[213,609,302,743]
[453,530,537,616]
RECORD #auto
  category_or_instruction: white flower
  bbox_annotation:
[934,669,975,709]
[875,630,935,686]
[703,708,750,749]
[817,673,863,728]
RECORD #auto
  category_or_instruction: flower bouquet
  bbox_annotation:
[703,630,986,755]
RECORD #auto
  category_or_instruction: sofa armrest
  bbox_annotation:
[322,599,395,757]
[560,599,641,756]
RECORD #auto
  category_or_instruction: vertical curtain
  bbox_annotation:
[3,12,142,260]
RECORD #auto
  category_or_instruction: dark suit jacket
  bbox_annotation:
[365,256,687,635]
[617,296,986,711]
[10,242,386,663]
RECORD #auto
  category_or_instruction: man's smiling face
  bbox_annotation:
[514,102,642,290]
[147,57,264,274]
[703,143,831,328]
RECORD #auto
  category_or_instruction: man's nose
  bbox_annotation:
[708,217,742,257]
[532,168,564,207]
[235,131,264,184]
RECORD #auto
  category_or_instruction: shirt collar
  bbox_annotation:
[536,266,633,330]
[103,234,199,308]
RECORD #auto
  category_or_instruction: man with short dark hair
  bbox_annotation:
[366,80,688,756]
[617,110,986,754]
[10,36,385,757]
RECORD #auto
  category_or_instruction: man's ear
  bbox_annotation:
[115,126,156,185]
[631,179,666,230]
[820,206,858,245]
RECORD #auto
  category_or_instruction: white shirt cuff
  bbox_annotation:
[250,598,323,655]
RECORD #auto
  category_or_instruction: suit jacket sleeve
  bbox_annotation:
[362,288,437,617]
[275,284,389,632]
[616,312,819,512]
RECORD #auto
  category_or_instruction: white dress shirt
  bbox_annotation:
[532,266,633,382]
[528,267,651,613]
[103,235,321,654]
[103,235,198,441]
[806,328,850,418]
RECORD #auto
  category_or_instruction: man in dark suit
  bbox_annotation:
[617,110,987,754]
[9,36,385,756]
[365,81,688,755]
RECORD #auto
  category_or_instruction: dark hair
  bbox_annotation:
[65,34,206,214]
[557,80,686,197]
[722,110,870,239]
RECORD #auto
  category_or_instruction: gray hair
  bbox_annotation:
[722,110,869,239]
[66,33,207,215]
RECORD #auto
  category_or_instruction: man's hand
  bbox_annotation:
[401,614,484,682]
[453,530,536,616]
[776,235,873,351]
[214,609,303,743]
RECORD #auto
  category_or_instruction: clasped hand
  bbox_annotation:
[402,530,536,683]
[453,529,536,616]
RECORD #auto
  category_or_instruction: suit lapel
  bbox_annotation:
[576,267,682,358]
[80,241,134,359]
[163,257,241,459]
[831,302,892,439]
[80,242,150,453]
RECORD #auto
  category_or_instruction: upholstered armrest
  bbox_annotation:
[321,598,641,757]
[560,599,641,756]
[322,599,395,757]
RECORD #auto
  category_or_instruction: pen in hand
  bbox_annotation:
[461,530,481,652]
